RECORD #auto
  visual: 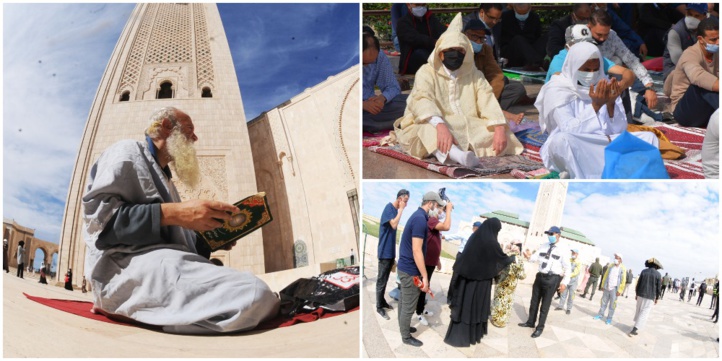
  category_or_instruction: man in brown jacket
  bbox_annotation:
[463,19,534,124]
[663,17,719,128]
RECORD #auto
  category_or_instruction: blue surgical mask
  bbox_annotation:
[548,235,557,244]
[706,43,719,54]
[411,6,427,18]
[471,41,483,53]
[515,11,529,22]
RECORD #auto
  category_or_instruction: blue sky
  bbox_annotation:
[2,3,359,263]
[363,182,720,281]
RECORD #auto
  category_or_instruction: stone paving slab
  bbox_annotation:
[362,257,719,358]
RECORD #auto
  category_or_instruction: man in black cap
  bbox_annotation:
[463,19,534,125]
[518,226,570,338]
[396,190,450,347]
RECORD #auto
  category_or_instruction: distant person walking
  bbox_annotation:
[688,279,696,302]
[64,269,74,291]
[556,249,581,314]
[16,241,25,279]
[581,257,603,301]
[661,273,671,299]
[82,276,88,293]
[629,258,662,337]
[623,268,634,298]
[594,253,627,325]
[3,239,9,273]
[711,280,719,310]
[697,281,708,306]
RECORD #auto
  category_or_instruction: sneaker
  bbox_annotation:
[606,319,612,325]
[628,327,638,336]
[417,315,429,326]
[422,310,434,317]
[566,310,571,315]
[554,307,563,311]
[402,336,423,347]
[593,315,602,321]
[377,308,390,320]
[409,326,417,333]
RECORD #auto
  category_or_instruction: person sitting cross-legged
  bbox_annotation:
[393,13,523,168]
[362,29,408,132]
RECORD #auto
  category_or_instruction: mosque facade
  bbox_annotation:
[55,3,359,287]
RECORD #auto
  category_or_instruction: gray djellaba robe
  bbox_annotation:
[82,139,280,334]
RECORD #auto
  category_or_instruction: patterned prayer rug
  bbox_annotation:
[367,144,543,179]
[653,123,706,179]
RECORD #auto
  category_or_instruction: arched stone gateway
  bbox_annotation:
[3,219,59,274]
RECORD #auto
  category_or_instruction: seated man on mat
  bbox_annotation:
[464,19,536,124]
[363,29,408,132]
[535,42,659,179]
[663,17,719,128]
[393,13,523,168]
[83,107,280,334]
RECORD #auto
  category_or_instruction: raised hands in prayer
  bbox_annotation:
[589,77,622,116]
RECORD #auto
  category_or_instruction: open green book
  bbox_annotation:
[196,192,273,252]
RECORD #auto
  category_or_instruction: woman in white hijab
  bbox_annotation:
[535,42,659,179]
[393,13,523,167]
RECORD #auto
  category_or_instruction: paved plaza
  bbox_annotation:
[361,239,719,358]
[3,269,359,358]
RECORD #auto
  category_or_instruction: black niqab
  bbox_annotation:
[455,218,514,280]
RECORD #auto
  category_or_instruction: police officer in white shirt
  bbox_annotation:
[518,226,571,338]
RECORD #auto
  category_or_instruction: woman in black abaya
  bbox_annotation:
[444,218,514,347]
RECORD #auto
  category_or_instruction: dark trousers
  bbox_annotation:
[697,292,705,306]
[398,270,421,339]
[499,77,527,110]
[583,276,599,298]
[376,258,395,310]
[402,48,431,75]
[660,284,666,299]
[674,85,720,128]
[526,272,561,331]
[712,294,719,322]
[416,265,435,315]
[501,34,547,68]
[16,263,24,278]
[711,294,717,309]
[363,94,408,133]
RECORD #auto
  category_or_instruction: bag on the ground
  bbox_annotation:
[279,266,359,316]
[602,131,670,179]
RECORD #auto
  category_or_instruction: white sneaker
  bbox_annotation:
[422,310,434,317]
[418,314,429,326]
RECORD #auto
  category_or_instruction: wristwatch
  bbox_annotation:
[644,86,656,93]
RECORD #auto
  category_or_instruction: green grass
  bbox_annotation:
[441,249,456,260]
[362,218,401,243]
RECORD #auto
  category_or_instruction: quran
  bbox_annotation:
[195,192,273,252]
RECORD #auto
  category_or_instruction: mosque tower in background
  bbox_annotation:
[525,182,568,250]
[56,3,263,285]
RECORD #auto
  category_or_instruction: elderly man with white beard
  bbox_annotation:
[82,107,280,334]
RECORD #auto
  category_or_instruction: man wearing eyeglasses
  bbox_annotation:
[518,226,570,338]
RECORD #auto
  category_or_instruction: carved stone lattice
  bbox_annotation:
[117,3,157,96]
[294,240,308,268]
[172,156,228,203]
[145,4,193,64]
[192,4,215,90]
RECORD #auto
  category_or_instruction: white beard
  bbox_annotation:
[167,128,200,189]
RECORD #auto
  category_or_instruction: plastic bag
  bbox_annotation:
[602,131,670,179]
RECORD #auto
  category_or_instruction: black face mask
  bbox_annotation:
[442,50,465,71]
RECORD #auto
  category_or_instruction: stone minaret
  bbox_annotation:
[57,4,262,287]
[525,182,568,251]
